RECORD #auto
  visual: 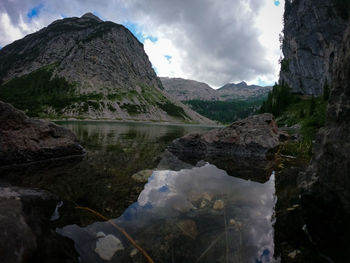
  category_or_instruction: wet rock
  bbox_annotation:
[176,219,198,239]
[213,200,224,210]
[168,113,287,180]
[288,249,301,259]
[131,169,153,183]
[94,232,124,261]
[0,186,78,263]
[0,101,84,167]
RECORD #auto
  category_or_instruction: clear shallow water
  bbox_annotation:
[58,164,277,263]
[3,121,279,262]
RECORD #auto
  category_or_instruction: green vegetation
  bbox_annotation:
[280,58,290,73]
[157,101,187,119]
[184,99,264,124]
[0,65,103,117]
[260,82,327,159]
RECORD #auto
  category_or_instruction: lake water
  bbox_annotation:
[5,121,279,262]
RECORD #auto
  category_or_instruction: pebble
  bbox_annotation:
[213,200,224,210]
[288,250,301,259]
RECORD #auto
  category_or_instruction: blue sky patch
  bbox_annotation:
[27,4,44,20]
[123,21,158,44]
[164,55,172,63]
[274,0,280,6]
[258,78,274,87]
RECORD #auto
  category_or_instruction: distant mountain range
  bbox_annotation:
[0,13,212,124]
[160,77,272,101]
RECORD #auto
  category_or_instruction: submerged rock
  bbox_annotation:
[0,101,84,166]
[0,186,77,263]
[168,113,287,180]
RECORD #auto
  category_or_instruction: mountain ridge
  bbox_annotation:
[0,13,213,124]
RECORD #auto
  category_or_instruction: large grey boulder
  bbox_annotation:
[0,101,84,166]
[168,113,287,180]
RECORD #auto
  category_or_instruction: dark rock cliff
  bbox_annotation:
[280,0,348,95]
[298,19,350,262]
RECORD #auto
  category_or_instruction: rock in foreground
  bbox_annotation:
[0,101,84,166]
[0,186,78,263]
[168,113,287,180]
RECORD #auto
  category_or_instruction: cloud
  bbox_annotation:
[0,0,284,87]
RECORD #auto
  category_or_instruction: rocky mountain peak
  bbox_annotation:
[81,12,103,22]
[0,15,213,124]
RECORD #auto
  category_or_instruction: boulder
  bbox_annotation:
[0,186,78,263]
[168,113,287,180]
[0,101,84,167]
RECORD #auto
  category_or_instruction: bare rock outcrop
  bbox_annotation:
[0,101,84,166]
[168,113,287,180]
[280,0,348,95]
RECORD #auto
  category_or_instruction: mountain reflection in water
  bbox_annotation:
[58,163,278,263]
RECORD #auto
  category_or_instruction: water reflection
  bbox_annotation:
[58,164,278,263]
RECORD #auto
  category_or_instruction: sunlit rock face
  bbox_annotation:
[0,14,213,124]
[280,0,348,95]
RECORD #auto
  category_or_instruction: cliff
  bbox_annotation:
[0,13,213,124]
[280,0,348,95]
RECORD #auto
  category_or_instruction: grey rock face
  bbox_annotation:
[280,0,348,95]
[0,101,84,166]
[160,77,220,101]
[217,81,272,100]
[168,113,287,180]
[0,14,212,124]
[0,186,78,263]
[161,78,271,101]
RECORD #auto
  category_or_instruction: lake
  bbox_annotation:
[4,121,279,262]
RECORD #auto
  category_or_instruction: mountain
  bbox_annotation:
[280,0,348,95]
[0,13,213,124]
[217,81,272,100]
[160,77,219,101]
[160,78,271,101]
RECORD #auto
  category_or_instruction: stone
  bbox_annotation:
[0,186,78,263]
[131,169,154,183]
[176,219,198,239]
[0,101,85,167]
[168,113,288,181]
[288,250,301,259]
[94,233,124,261]
[213,200,224,210]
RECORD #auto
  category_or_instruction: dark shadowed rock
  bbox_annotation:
[0,186,77,263]
[0,101,84,167]
[168,113,288,180]
[298,21,350,261]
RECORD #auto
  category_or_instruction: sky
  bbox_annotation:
[0,0,285,88]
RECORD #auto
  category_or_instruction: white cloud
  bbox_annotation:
[0,0,284,87]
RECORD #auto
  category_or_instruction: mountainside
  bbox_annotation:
[160,77,220,101]
[280,0,348,95]
[0,13,213,124]
[160,78,271,101]
[217,81,272,100]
